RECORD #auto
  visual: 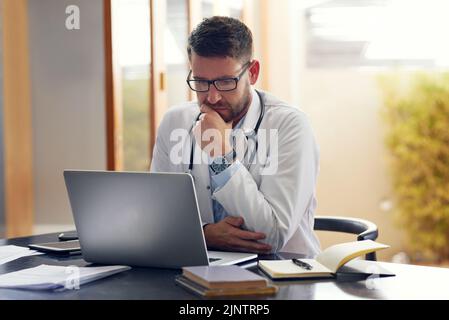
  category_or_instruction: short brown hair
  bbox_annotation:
[187,16,253,63]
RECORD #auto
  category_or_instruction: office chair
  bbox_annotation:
[314,215,379,261]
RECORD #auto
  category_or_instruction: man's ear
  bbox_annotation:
[248,60,260,85]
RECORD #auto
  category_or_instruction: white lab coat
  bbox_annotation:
[150,89,321,257]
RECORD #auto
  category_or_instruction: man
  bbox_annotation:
[151,16,320,257]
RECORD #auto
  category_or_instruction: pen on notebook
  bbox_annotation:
[292,258,313,270]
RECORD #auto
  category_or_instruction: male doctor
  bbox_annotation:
[151,16,321,257]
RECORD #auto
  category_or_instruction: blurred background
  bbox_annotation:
[1,0,448,265]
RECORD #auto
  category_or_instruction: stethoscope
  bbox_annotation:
[188,90,266,174]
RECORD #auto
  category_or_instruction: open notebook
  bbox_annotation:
[259,240,391,279]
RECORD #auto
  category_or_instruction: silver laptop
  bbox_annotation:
[63,170,257,268]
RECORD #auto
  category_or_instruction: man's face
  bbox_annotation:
[190,53,254,123]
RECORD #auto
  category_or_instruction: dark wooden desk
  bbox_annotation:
[1,232,449,300]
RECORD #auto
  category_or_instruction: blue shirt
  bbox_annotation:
[208,117,245,223]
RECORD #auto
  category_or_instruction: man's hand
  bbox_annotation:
[203,216,272,254]
[192,104,233,157]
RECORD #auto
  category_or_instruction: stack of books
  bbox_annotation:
[175,265,278,297]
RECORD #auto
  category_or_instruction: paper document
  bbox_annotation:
[0,264,131,291]
[0,245,43,266]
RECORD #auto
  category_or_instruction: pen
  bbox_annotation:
[292,258,313,270]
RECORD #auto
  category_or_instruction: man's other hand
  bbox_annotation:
[203,216,272,254]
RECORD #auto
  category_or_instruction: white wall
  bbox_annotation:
[27,0,107,232]
[253,0,405,260]
[300,69,405,260]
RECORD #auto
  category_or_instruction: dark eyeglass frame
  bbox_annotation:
[186,61,252,92]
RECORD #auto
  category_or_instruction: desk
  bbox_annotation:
[1,232,449,300]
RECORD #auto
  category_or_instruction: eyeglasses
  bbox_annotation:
[186,62,251,92]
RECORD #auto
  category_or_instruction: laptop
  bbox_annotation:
[63,170,257,268]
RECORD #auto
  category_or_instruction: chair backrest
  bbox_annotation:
[314,215,379,261]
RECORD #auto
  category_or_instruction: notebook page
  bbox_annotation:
[258,259,332,278]
[316,240,390,273]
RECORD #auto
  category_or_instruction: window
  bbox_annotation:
[200,0,244,20]
[305,0,449,68]
[111,0,152,171]
[166,0,189,108]
[105,0,249,171]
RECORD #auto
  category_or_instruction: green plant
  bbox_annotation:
[379,72,449,263]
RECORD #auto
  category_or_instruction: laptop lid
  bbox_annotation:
[64,170,210,268]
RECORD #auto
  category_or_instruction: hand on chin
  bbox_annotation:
[193,104,233,157]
